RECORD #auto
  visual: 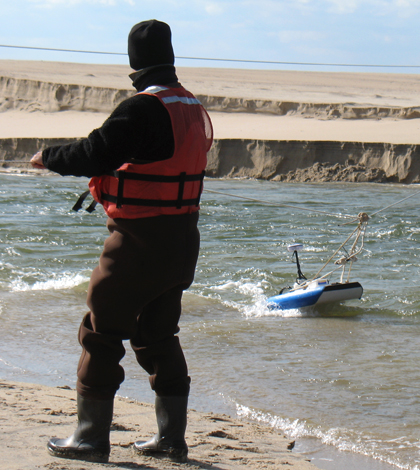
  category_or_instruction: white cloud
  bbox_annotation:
[205,1,225,14]
[283,0,419,17]
[247,0,420,15]
[395,0,420,6]
[324,0,362,14]
[392,0,420,16]
[271,30,326,44]
[29,0,134,6]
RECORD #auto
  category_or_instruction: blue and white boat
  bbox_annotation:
[267,279,363,310]
[267,243,363,311]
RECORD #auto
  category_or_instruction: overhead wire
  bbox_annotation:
[0,44,126,57]
[1,44,420,69]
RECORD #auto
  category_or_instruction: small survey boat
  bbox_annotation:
[267,279,363,310]
[267,243,363,311]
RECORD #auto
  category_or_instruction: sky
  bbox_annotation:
[1,0,420,73]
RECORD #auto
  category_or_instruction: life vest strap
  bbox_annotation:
[103,170,205,210]
[101,194,201,208]
[116,170,126,209]
[108,171,205,183]
[176,172,186,209]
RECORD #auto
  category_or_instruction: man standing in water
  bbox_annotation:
[31,20,213,463]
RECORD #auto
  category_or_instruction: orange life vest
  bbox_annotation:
[88,85,213,219]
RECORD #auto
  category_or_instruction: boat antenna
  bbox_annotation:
[288,244,307,282]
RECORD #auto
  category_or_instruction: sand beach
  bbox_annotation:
[1,380,318,470]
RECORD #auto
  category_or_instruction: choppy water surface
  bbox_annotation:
[1,174,419,469]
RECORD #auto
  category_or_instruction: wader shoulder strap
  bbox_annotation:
[72,190,98,213]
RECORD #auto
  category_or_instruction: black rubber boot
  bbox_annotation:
[47,394,113,463]
[134,395,188,462]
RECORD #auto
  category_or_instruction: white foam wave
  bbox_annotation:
[236,404,417,470]
[211,280,240,291]
[210,279,265,296]
[5,247,21,257]
[205,278,305,318]
[242,298,303,318]
[10,273,89,292]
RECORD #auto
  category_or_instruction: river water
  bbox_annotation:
[0,174,419,469]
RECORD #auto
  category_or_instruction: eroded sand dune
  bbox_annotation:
[1,60,420,182]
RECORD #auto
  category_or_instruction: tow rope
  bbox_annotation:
[203,187,419,289]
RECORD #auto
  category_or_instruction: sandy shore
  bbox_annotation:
[2,109,420,144]
[0,380,317,470]
[1,59,420,144]
[2,59,420,105]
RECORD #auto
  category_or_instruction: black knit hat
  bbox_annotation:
[128,20,175,71]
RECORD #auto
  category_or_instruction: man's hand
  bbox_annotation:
[30,151,46,169]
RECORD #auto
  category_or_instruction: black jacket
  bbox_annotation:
[42,65,178,177]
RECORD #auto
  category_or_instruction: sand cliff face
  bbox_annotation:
[207,140,420,183]
[1,137,419,184]
[1,74,420,183]
[0,137,75,162]
[0,77,133,113]
[2,75,420,120]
